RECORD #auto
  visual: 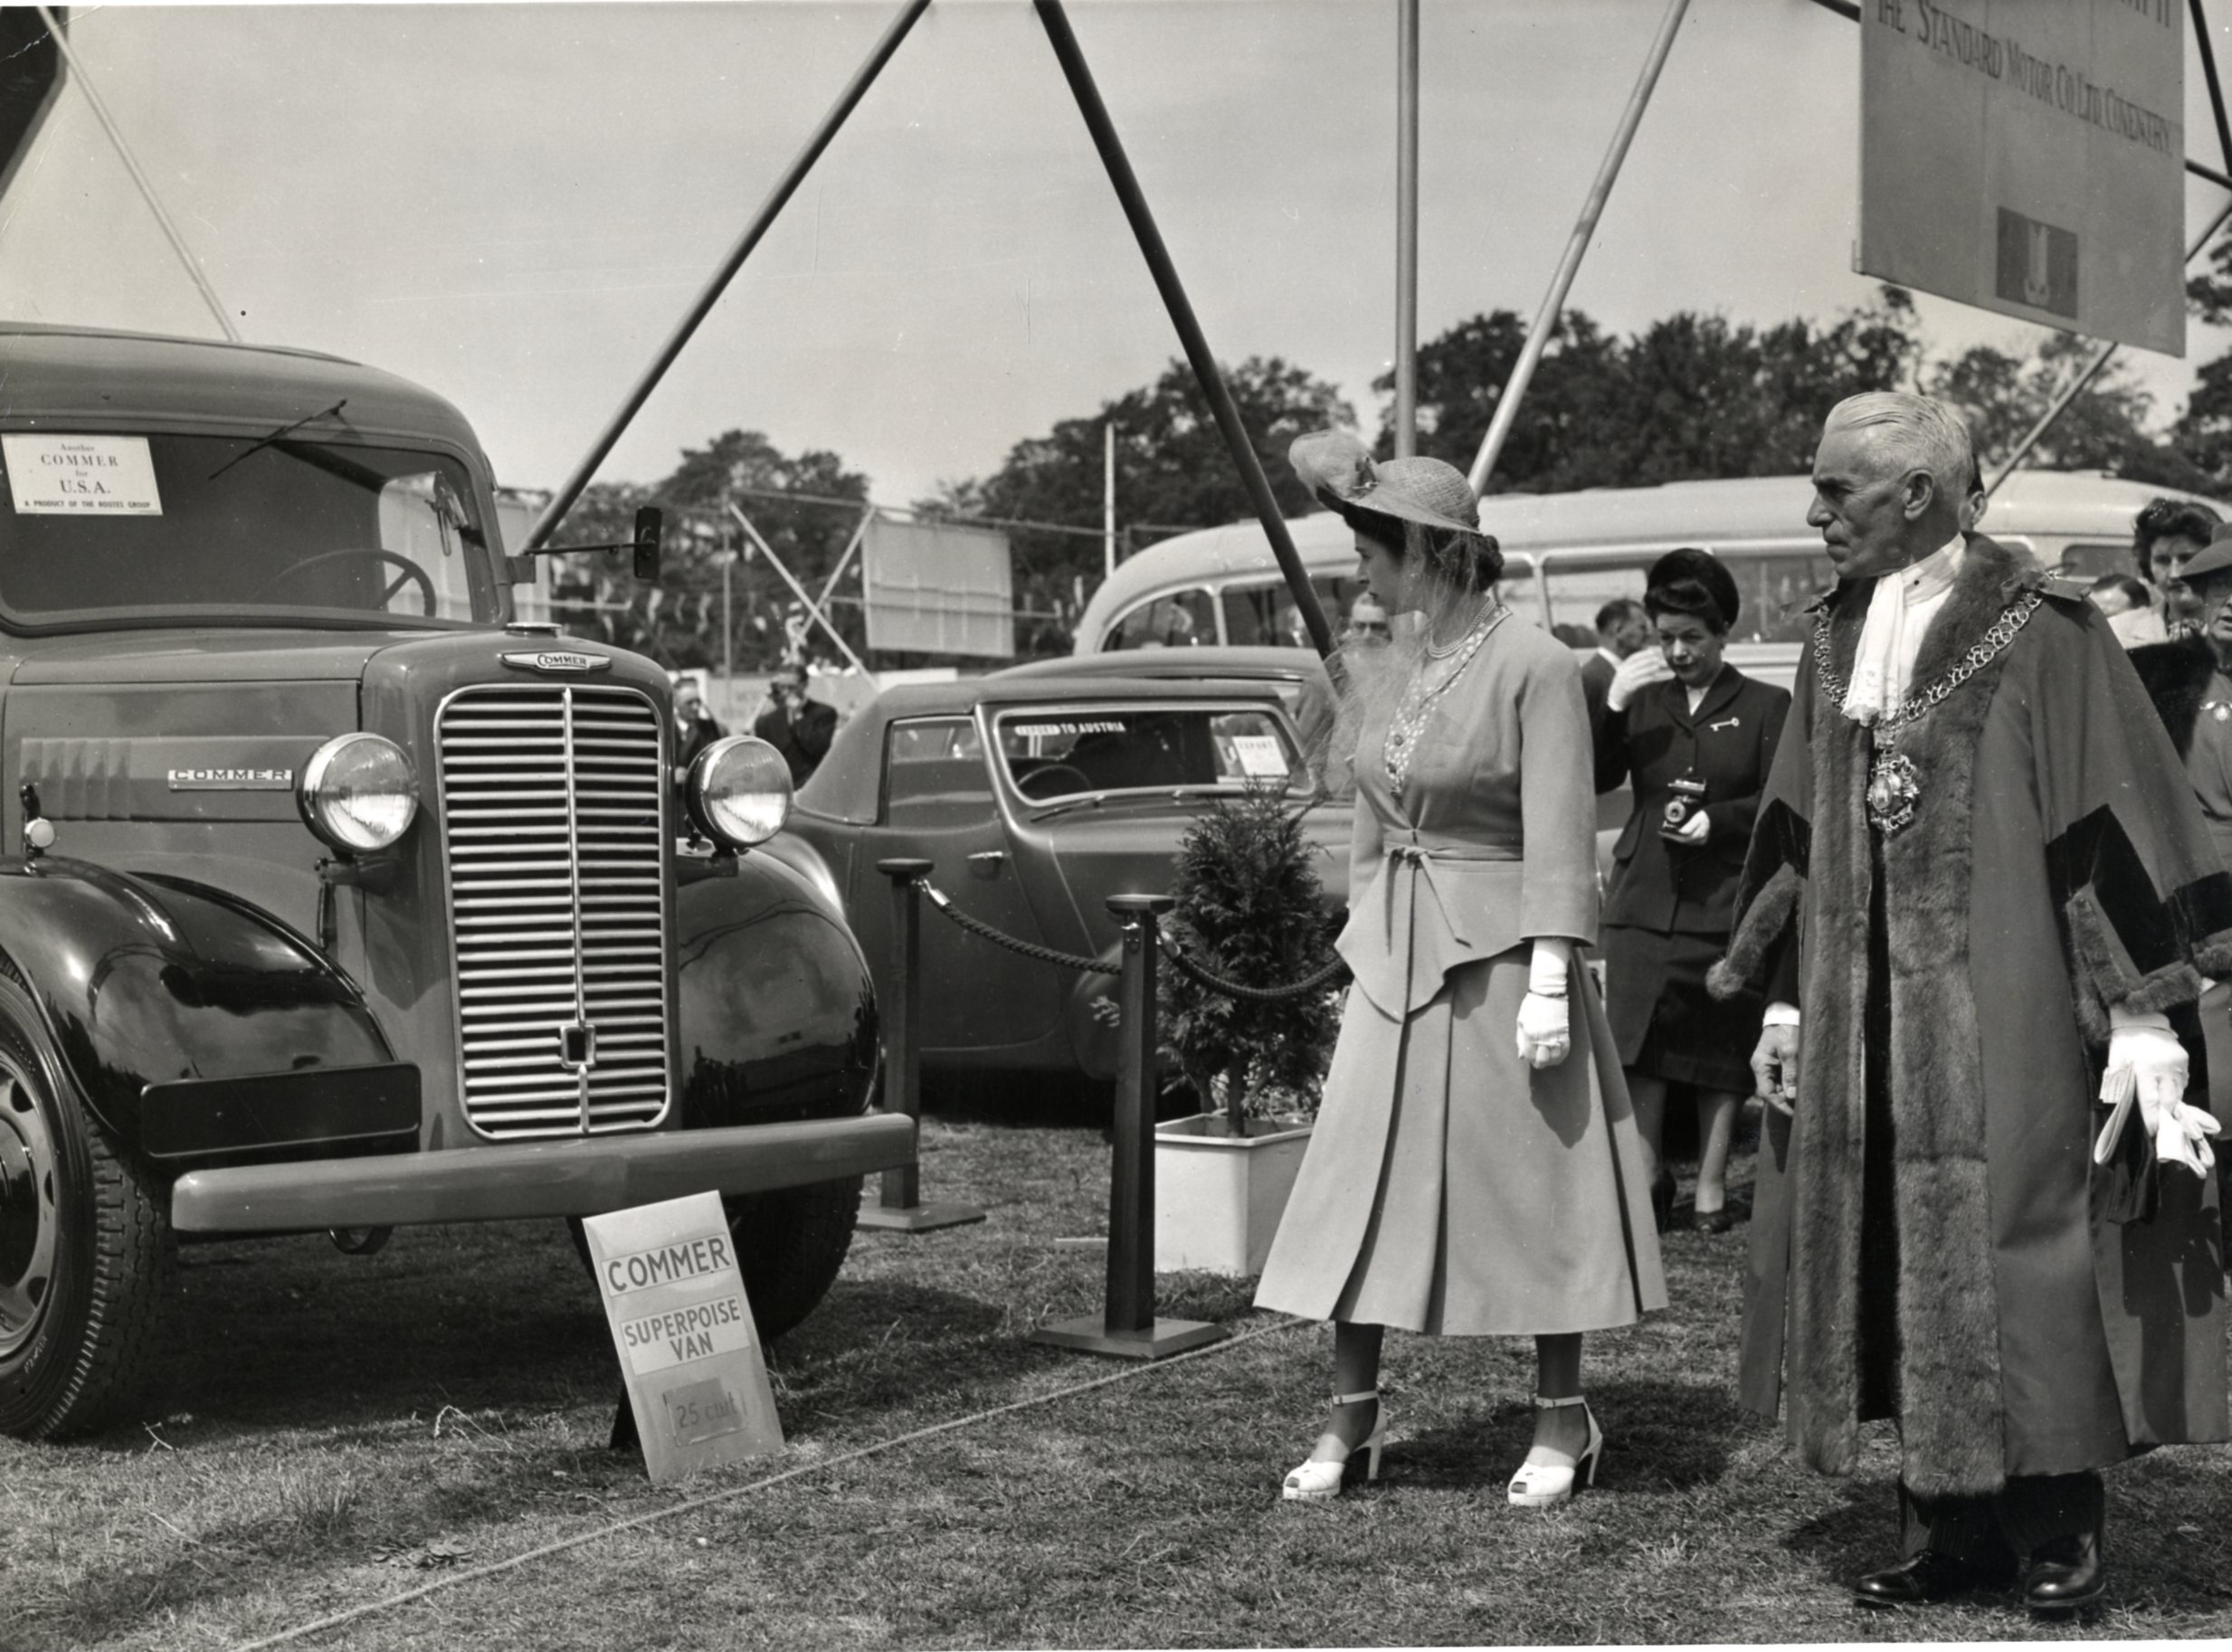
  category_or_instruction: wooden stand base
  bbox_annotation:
[1028,1315,1226,1360]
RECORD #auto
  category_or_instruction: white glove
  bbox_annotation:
[2096,1021,2218,1178]
[1605,647,1675,713]
[1515,992,1572,1069]
[1515,938,1574,1069]
[1670,809,1710,845]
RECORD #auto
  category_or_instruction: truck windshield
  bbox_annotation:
[994,706,1309,803]
[0,431,499,629]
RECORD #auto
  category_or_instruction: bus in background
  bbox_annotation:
[1073,470,2226,691]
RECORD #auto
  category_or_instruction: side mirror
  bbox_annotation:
[508,506,664,581]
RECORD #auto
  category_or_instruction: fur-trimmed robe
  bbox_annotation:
[1710,534,2232,1497]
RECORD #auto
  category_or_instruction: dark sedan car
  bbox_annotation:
[1002,641,1632,871]
[771,677,1350,1079]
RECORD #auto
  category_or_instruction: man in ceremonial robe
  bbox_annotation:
[1712,393,2231,1616]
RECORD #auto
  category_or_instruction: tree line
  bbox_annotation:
[549,276,2232,669]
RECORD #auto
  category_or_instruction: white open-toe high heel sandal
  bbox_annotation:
[1281,1388,1387,1502]
[1506,1393,1603,1509]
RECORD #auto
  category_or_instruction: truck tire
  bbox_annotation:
[722,1177,861,1343]
[0,979,166,1439]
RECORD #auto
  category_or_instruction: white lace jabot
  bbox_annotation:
[1840,534,1964,725]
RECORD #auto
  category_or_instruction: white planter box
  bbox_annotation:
[1154,1113,1313,1277]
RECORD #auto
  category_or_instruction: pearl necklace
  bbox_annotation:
[1382,603,1511,791]
[1422,595,1493,659]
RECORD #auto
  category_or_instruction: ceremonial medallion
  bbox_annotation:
[1866,750,1921,835]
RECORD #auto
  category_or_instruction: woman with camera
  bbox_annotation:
[1254,431,1665,1511]
[1595,548,1790,1233]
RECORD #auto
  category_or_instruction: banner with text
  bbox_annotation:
[1859,0,2185,356]
[584,1192,784,1484]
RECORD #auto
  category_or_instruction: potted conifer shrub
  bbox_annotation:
[1154,784,1343,1276]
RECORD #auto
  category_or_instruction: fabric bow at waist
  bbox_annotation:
[1338,826,1530,1017]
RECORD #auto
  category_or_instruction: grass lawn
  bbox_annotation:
[6,1110,2232,1650]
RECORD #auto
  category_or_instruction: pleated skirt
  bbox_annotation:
[1254,945,1667,1336]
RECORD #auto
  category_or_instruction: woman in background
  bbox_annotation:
[1256,431,1664,1510]
[1594,550,1790,1232]
[2132,497,2222,639]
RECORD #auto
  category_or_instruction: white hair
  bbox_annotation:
[1824,392,1976,508]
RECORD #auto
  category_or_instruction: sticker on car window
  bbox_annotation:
[2,434,164,517]
[1230,734,1291,778]
[1010,720,1128,738]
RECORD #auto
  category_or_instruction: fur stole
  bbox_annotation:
[2126,634,2218,760]
[1776,536,2033,1497]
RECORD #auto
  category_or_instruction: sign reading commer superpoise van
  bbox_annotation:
[1858,0,2186,358]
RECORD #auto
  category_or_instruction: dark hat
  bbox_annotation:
[1289,430,1481,536]
[2180,522,2232,586]
[1644,546,1741,632]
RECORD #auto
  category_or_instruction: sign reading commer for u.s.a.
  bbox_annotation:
[582,1192,784,1483]
[1859,0,2185,357]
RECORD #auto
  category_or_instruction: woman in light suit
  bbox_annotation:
[1255,432,1666,1509]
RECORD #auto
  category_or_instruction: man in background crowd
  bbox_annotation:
[672,675,726,770]
[1581,596,1652,738]
[2088,574,2169,648]
[754,661,838,788]
[1343,593,1391,649]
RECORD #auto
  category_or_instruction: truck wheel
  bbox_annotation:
[0,983,166,1439]
[723,1177,862,1343]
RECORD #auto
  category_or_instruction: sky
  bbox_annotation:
[7,0,2232,517]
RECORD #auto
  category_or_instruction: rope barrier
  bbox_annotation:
[232,1315,1312,1651]
[1155,934,1349,1002]
[917,878,1350,1002]
[917,880,1111,974]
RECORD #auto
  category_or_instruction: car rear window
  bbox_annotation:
[993,706,1307,803]
[884,717,993,827]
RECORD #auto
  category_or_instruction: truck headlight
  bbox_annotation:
[299,734,420,852]
[688,735,792,849]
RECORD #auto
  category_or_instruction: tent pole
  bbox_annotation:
[1033,0,1337,661]
[1394,0,1420,458]
[33,6,238,343]
[1466,0,1689,497]
[527,0,932,553]
[2191,0,2232,178]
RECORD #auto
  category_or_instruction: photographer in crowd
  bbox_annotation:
[753,662,838,788]
[1594,549,1789,1232]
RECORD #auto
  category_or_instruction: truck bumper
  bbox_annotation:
[167,1112,916,1234]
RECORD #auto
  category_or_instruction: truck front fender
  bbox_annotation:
[0,858,395,1147]
[677,850,879,1128]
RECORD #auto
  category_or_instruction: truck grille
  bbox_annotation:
[436,685,672,1139]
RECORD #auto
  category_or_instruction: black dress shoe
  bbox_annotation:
[1697,1200,1749,1234]
[1854,1550,2003,1607]
[2022,1533,2104,1613]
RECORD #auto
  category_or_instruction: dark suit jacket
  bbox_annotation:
[1594,664,1789,936]
[754,696,839,787]
[1579,650,1618,743]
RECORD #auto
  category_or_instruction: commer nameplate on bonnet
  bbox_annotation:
[500,650,612,675]
[166,768,294,790]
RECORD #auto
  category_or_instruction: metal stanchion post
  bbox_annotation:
[858,859,986,1234]
[1031,895,1223,1359]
